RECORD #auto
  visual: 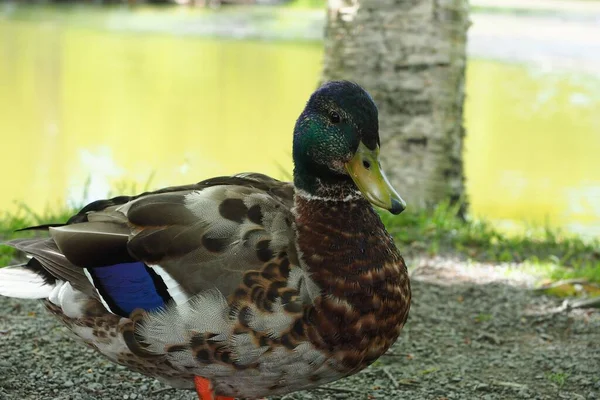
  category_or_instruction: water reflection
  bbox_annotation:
[465,61,600,236]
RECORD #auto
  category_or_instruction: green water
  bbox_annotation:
[1,11,599,237]
[465,61,600,236]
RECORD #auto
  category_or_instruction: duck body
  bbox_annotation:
[0,81,410,399]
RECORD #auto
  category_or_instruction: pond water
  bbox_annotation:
[1,13,599,237]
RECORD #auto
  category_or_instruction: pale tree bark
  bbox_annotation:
[322,0,469,210]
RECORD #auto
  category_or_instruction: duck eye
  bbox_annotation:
[329,111,341,124]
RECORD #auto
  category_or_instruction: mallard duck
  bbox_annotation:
[0,81,410,400]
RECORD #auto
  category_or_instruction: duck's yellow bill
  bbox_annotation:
[345,142,406,214]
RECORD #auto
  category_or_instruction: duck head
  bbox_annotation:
[293,81,406,214]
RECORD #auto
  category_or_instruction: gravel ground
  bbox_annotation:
[1,257,598,400]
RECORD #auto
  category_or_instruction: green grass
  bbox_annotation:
[380,200,600,284]
[1,195,599,285]
[545,371,570,388]
[285,0,325,9]
[474,313,493,323]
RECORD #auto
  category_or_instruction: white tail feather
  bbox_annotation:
[0,266,55,299]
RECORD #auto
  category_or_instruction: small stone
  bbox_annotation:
[63,380,74,388]
[87,383,102,391]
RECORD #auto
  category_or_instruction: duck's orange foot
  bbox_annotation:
[194,376,235,400]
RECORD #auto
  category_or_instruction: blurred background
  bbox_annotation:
[0,0,599,239]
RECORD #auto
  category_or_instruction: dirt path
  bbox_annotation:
[1,258,598,400]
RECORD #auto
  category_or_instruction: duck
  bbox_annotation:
[0,81,411,400]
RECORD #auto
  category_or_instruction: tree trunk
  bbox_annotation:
[322,0,469,210]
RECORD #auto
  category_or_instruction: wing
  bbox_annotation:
[10,173,299,317]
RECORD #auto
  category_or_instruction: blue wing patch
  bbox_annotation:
[85,262,171,316]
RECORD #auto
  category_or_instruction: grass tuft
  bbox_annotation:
[545,371,570,388]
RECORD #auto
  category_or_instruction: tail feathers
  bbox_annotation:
[0,264,56,299]
[15,223,65,232]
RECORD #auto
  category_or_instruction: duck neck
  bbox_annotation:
[293,163,361,202]
[293,191,405,304]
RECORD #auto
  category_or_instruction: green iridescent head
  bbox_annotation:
[293,81,405,214]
